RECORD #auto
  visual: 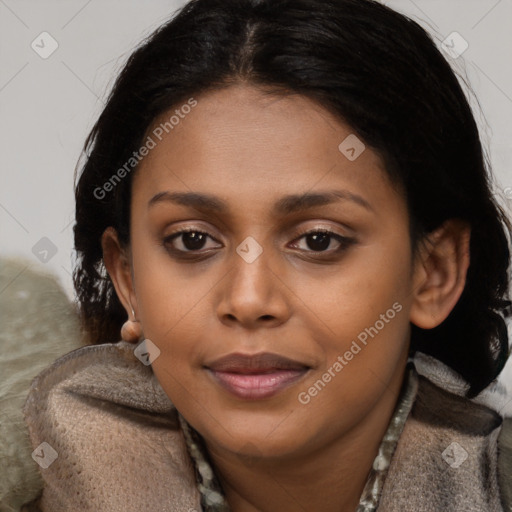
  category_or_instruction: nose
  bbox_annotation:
[216,245,291,330]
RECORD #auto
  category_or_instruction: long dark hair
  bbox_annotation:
[73,0,511,398]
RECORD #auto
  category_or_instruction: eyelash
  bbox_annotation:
[161,226,355,259]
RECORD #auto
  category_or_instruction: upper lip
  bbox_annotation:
[205,352,310,373]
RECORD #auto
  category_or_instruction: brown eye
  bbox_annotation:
[162,226,355,261]
[290,229,355,254]
[163,229,220,253]
[303,232,331,251]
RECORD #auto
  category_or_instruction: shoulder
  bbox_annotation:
[498,417,512,511]
[23,340,175,414]
[380,353,511,511]
[22,341,201,511]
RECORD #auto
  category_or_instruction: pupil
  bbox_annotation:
[308,233,330,251]
[183,232,206,250]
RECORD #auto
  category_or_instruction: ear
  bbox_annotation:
[101,227,139,320]
[410,219,471,329]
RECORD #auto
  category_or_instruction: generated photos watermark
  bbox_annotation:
[298,301,403,404]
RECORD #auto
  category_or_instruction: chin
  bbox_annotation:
[199,414,309,459]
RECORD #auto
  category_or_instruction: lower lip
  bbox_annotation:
[207,369,309,399]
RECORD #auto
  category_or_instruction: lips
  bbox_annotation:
[204,352,310,399]
[206,352,309,373]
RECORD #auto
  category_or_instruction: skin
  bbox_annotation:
[102,82,471,512]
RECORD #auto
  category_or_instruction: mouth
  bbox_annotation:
[204,352,311,400]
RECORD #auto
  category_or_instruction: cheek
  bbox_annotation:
[295,232,413,409]
[129,233,221,395]
[299,229,412,343]
[129,227,203,334]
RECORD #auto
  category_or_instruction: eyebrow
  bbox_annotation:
[147,190,374,215]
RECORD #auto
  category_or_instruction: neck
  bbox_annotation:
[205,363,408,512]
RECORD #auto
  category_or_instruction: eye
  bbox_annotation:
[163,228,221,254]
[162,226,355,259]
[289,229,354,254]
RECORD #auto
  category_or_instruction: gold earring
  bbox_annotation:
[120,303,142,343]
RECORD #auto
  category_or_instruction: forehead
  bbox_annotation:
[131,84,401,217]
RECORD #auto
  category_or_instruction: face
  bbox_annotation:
[124,84,417,460]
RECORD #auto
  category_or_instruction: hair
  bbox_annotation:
[73,0,511,398]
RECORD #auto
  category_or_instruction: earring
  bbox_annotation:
[120,303,142,343]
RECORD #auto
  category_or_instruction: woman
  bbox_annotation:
[22,0,512,510]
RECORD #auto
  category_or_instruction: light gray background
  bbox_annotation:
[1,1,512,388]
